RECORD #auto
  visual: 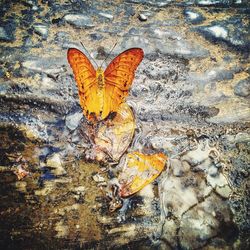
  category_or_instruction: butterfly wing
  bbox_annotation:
[67,48,101,122]
[103,48,144,119]
[118,152,167,197]
[94,103,135,162]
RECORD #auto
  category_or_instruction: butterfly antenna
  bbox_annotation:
[80,42,99,68]
[100,42,118,68]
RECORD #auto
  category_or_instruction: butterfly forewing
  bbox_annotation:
[103,48,144,119]
[67,48,102,121]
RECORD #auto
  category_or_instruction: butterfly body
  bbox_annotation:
[67,48,144,122]
[96,67,104,88]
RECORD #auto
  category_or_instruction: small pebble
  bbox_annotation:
[32,6,39,11]
[33,23,49,39]
[98,12,113,20]
[93,173,105,183]
[138,13,147,22]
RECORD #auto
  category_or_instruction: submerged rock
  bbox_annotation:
[125,0,172,7]
[64,14,95,28]
[46,153,66,176]
[33,23,49,39]
[65,112,82,131]
[89,33,103,41]
[196,0,232,6]
[0,27,13,42]
[179,193,235,249]
[188,65,242,91]
[98,12,113,20]
[216,184,231,198]
[234,78,250,97]
[117,26,209,58]
[0,24,15,42]
[92,173,105,183]
[183,9,205,24]
[21,57,66,75]
[195,17,250,52]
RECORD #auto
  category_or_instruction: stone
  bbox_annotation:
[195,17,250,52]
[234,78,250,97]
[34,182,56,196]
[188,66,241,88]
[0,68,4,78]
[179,193,233,249]
[32,5,39,11]
[124,5,135,16]
[160,219,178,248]
[143,59,184,80]
[46,153,66,175]
[33,23,49,39]
[216,185,231,198]
[15,181,27,193]
[126,0,172,7]
[181,140,212,167]
[159,170,212,218]
[138,13,147,22]
[183,9,205,24]
[170,159,185,177]
[54,31,71,48]
[208,104,250,124]
[117,33,209,59]
[97,24,126,35]
[65,112,82,131]
[21,57,65,75]
[196,0,234,6]
[22,36,33,47]
[98,12,113,20]
[55,31,70,42]
[55,220,69,238]
[180,207,218,248]
[203,25,228,39]
[73,186,85,194]
[128,27,141,36]
[70,133,81,144]
[23,0,37,7]
[89,33,103,41]
[0,26,14,42]
[206,172,228,188]
[64,14,95,28]
[235,132,250,143]
[92,173,105,183]
[207,165,218,177]
[0,19,16,42]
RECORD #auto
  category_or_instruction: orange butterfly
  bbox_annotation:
[67,48,144,122]
[118,152,167,197]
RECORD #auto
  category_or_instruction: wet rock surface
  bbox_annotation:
[195,17,250,53]
[0,0,249,249]
[234,77,250,97]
